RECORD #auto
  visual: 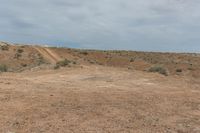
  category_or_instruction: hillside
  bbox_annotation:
[0,41,199,77]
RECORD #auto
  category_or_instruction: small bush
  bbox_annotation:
[188,67,194,71]
[130,58,135,62]
[54,64,60,69]
[148,66,168,76]
[17,49,24,53]
[176,69,182,73]
[56,59,71,67]
[54,59,76,69]
[37,56,45,65]
[72,61,77,64]
[0,65,8,72]
[14,53,22,59]
[0,45,9,51]
[21,63,27,67]
[88,60,95,64]
[20,45,25,48]
[80,51,88,55]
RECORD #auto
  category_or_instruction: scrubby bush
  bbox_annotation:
[21,63,27,67]
[188,67,194,71]
[54,64,60,69]
[148,65,168,76]
[130,58,135,62]
[37,55,45,65]
[80,51,88,55]
[0,65,8,72]
[56,59,71,67]
[0,45,9,51]
[17,48,24,53]
[54,59,76,69]
[14,53,22,59]
[176,69,182,73]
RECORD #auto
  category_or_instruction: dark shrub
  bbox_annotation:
[54,64,60,69]
[0,65,8,72]
[17,49,24,53]
[148,66,168,76]
[0,45,9,51]
[176,69,182,73]
[21,63,27,67]
[130,58,134,62]
[14,53,22,59]
[80,51,88,55]
[56,59,71,67]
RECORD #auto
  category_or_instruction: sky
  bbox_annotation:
[0,0,200,52]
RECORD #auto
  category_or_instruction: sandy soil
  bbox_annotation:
[0,65,200,133]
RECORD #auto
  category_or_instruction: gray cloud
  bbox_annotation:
[0,0,200,52]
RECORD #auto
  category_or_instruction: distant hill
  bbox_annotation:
[0,41,199,77]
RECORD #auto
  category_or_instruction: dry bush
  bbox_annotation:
[0,65,8,72]
[176,69,182,73]
[54,59,75,69]
[148,65,168,76]
[17,48,24,53]
[0,45,9,51]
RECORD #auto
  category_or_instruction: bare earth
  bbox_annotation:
[0,65,199,133]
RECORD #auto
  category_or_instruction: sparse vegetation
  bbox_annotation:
[20,45,25,48]
[57,59,71,67]
[130,58,135,62]
[21,63,27,67]
[148,65,168,76]
[0,65,8,72]
[54,64,60,69]
[0,45,9,51]
[14,53,22,59]
[0,43,199,76]
[54,59,75,69]
[188,67,194,71]
[17,48,24,53]
[88,59,95,64]
[80,51,88,55]
[54,59,76,69]
[72,61,77,64]
[176,69,182,73]
[14,48,24,59]
[37,55,45,65]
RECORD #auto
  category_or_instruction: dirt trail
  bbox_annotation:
[34,47,62,64]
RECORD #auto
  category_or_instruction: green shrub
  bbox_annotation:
[0,65,8,72]
[56,59,71,67]
[54,59,76,69]
[148,65,168,76]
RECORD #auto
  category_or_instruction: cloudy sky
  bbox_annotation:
[0,0,200,52]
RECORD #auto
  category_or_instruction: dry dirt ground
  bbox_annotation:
[0,65,200,133]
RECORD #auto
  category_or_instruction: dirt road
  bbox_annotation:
[34,47,62,64]
[0,65,200,133]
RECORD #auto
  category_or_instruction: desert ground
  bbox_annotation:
[0,65,200,133]
[0,42,200,133]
